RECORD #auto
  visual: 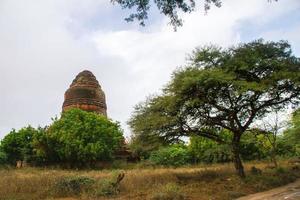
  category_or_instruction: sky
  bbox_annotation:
[0,0,300,140]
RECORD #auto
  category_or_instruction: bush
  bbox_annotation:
[93,171,125,197]
[0,126,39,165]
[54,176,95,196]
[149,145,190,167]
[38,109,124,167]
[151,183,185,200]
[0,151,8,165]
[189,136,231,164]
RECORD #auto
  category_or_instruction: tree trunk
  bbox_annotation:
[271,149,278,168]
[232,134,246,178]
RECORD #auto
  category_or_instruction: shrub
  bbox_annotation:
[151,183,185,200]
[149,145,190,167]
[0,126,39,165]
[189,136,231,164]
[0,151,8,165]
[93,171,125,197]
[39,109,124,167]
[53,176,95,196]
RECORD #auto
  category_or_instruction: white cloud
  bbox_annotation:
[92,0,300,137]
[0,0,299,139]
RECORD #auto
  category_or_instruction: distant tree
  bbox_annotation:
[0,126,37,165]
[189,135,231,163]
[252,112,287,167]
[149,145,190,166]
[189,130,266,164]
[129,40,300,178]
[281,108,300,157]
[239,132,267,161]
[42,109,124,167]
[112,0,277,29]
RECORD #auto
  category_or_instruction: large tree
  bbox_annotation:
[129,40,300,177]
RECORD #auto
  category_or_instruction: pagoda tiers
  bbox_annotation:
[62,70,107,116]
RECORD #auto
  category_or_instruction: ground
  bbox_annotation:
[238,179,300,200]
[0,160,299,200]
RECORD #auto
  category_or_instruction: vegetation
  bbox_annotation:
[0,161,299,200]
[42,109,123,167]
[151,183,184,200]
[0,38,299,199]
[0,126,38,165]
[149,145,190,167]
[0,109,124,168]
[281,109,300,157]
[129,40,300,178]
[0,151,7,165]
[112,0,220,28]
[54,176,95,196]
[189,135,231,164]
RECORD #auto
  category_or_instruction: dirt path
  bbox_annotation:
[237,179,300,200]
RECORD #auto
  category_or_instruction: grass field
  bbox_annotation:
[0,160,299,200]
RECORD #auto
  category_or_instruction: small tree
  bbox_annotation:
[129,40,300,178]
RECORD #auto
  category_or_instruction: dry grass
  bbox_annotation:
[0,160,299,200]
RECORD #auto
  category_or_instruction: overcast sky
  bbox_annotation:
[1,0,300,139]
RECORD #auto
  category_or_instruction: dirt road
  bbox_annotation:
[237,179,300,200]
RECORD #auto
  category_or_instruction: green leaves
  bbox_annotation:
[46,109,124,167]
[112,0,221,29]
[0,109,124,167]
[0,126,38,164]
[149,145,190,167]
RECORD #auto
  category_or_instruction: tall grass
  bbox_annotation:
[0,160,299,200]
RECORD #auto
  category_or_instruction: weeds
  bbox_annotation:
[151,183,185,200]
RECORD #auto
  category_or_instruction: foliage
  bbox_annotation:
[0,109,124,167]
[95,171,124,196]
[240,132,267,161]
[54,176,95,196]
[40,109,124,167]
[189,132,267,163]
[149,145,190,167]
[129,40,300,177]
[112,0,278,29]
[0,151,8,165]
[189,135,231,163]
[0,126,38,164]
[281,108,300,157]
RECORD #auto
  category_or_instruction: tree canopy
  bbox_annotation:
[129,39,300,177]
[112,0,221,28]
[112,0,277,29]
